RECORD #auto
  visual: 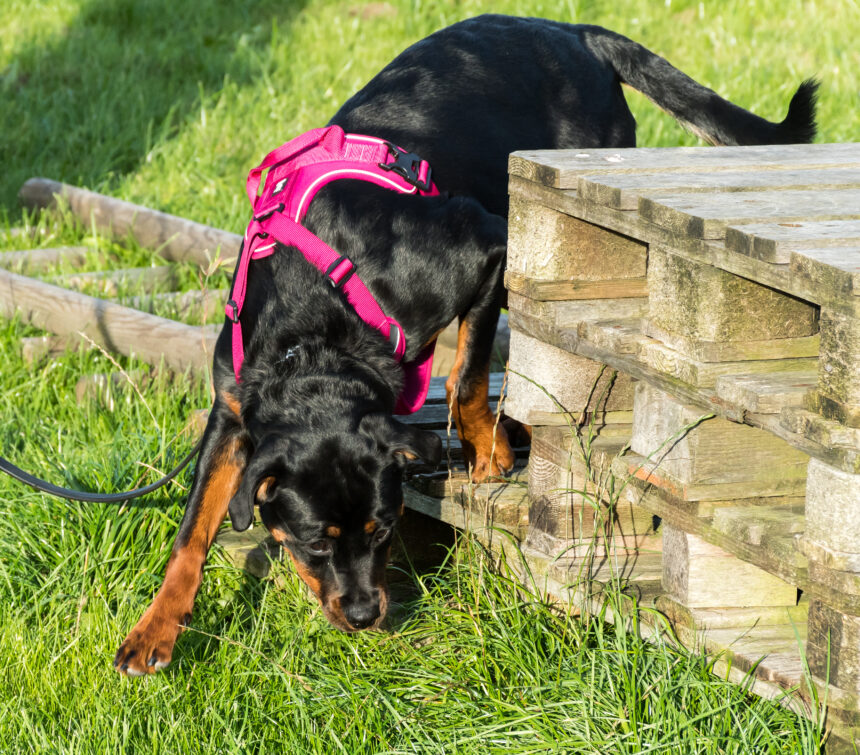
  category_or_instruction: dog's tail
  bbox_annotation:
[582,26,819,146]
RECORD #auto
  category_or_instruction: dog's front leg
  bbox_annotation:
[114,392,249,675]
[446,260,516,482]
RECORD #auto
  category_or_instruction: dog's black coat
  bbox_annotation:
[115,15,817,673]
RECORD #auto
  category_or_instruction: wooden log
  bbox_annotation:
[509,143,860,190]
[645,246,818,357]
[0,267,219,372]
[579,167,860,210]
[506,195,646,283]
[726,219,860,264]
[19,178,241,269]
[0,246,89,273]
[125,288,228,323]
[715,370,818,414]
[808,600,860,697]
[505,328,635,425]
[20,334,82,365]
[661,524,797,608]
[630,382,808,500]
[53,265,178,297]
[74,369,151,407]
[808,308,860,427]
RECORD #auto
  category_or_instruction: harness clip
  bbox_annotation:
[379,143,433,192]
[226,299,241,323]
[324,255,356,289]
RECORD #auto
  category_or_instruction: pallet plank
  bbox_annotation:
[715,371,818,414]
[509,143,860,189]
[580,167,860,210]
[640,189,860,240]
[725,219,860,263]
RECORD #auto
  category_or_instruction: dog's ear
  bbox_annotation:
[361,414,442,466]
[227,436,288,531]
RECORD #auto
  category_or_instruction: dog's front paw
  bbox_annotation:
[467,422,516,482]
[114,608,187,676]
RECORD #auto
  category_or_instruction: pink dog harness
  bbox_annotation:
[227,125,440,414]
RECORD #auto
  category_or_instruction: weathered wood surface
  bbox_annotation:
[639,189,860,240]
[509,161,860,312]
[506,327,635,425]
[20,334,82,365]
[629,382,808,500]
[509,143,860,189]
[662,524,797,608]
[725,219,860,264]
[578,167,860,210]
[126,288,228,323]
[509,300,857,473]
[808,600,860,697]
[646,246,818,355]
[715,370,817,414]
[53,265,178,297]
[0,267,218,372]
[803,458,860,564]
[19,178,242,269]
[811,308,860,428]
[791,246,860,300]
[507,197,646,281]
[0,246,89,272]
[504,271,647,301]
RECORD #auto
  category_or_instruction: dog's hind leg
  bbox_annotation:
[114,391,249,675]
[446,257,516,482]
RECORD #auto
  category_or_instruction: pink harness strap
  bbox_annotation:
[227,126,439,414]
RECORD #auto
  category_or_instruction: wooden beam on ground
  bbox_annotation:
[52,265,178,297]
[126,288,228,322]
[0,246,89,273]
[0,267,218,372]
[19,178,242,269]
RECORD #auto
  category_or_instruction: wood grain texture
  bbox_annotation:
[804,457,860,557]
[504,271,647,301]
[19,178,241,268]
[580,167,860,210]
[0,267,218,372]
[630,382,808,497]
[808,600,860,696]
[0,246,89,272]
[661,524,797,608]
[715,371,818,414]
[726,219,860,264]
[53,265,178,297]
[509,143,860,189]
[507,195,646,280]
[791,246,860,299]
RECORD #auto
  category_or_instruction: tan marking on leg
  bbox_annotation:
[445,320,515,482]
[115,437,246,675]
[221,391,242,419]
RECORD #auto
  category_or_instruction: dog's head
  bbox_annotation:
[227,413,441,631]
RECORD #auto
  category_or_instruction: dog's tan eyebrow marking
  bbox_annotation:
[364,520,378,535]
[325,525,342,538]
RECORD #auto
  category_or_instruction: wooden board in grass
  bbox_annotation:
[0,267,218,372]
[19,178,242,269]
[52,265,179,297]
[0,246,89,273]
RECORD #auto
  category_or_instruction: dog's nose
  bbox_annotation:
[342,595,381,630]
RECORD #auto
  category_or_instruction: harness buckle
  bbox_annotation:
[324,255,355,289]
[253,202,285,222]
[378,142,433,192]
[226,299,241,323]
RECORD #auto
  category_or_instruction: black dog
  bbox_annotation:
[114,14,816,674]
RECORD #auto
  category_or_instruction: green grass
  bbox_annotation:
[0,0,853,751]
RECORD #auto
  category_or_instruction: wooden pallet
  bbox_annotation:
[506,142,860,752]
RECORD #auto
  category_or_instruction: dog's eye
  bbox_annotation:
[372,528,391,545]
[307,539,332,556]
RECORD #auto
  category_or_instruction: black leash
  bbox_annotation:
[0,437,202,503]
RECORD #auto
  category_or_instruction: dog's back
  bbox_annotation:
[332,15,817,215]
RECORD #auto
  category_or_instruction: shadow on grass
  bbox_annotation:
[0,0,308,210]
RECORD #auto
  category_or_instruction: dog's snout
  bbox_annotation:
[341,593,381,630]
